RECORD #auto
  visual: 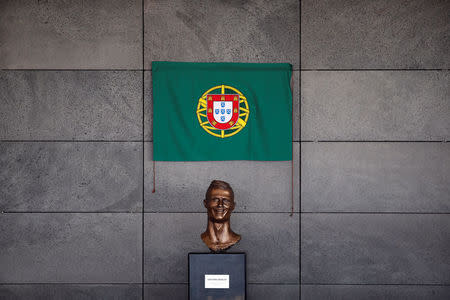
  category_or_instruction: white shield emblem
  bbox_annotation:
[213,101,233,124]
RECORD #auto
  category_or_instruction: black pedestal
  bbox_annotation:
[189,252,246,300]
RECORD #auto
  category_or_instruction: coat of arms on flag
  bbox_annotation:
[196,85,249,138]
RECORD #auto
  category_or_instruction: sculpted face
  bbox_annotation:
[204,188,235,222]
[201,180,241,252]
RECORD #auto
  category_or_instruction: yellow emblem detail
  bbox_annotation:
[196,85,250,139]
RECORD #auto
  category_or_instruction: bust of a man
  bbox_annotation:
[201,180,241,252]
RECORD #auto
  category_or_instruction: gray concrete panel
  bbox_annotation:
[144,284,187,300]
[144,213,299,284]
[144,71,152,141]
[144,0,299,68]
[0,284,142,300]
[301,214,450,284]
[0,0,141,69]
[301,284,450,300]
[301,71,450,141]
[301,143,450,212]
[248,284,299,300]
[144,284,299,300]
[0,213,142,283]
[144,143,299,212]
[0,142,142,212]
[144,70,299,142]
[301,0,450,69]
[293,71,300,141]
[0,71,142,140]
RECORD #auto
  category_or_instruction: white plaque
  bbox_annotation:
[204,274,230,289]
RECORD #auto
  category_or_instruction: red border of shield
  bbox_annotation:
[206,94,240,130]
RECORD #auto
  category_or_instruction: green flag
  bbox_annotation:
[152,61,292,161]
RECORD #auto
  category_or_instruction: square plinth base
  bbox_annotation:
[189,252,246,300]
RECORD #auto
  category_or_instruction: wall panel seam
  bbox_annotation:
[299,1,302,298]
[141,0,145,299]
[3,68,447,71]
[301,69,448,71]
[299,141,449,143]
[300,283,450,286]
[300,212,450,215]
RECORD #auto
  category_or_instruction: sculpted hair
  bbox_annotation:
[205,180,234,200]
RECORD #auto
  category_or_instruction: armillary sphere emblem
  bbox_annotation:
[196,85,249,138]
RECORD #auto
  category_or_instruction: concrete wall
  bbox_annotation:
[0,0,448,299]
[301,1,449,299]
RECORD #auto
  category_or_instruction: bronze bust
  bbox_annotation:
[201,180,241,252]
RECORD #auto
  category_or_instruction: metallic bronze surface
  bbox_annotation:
[201,180,241,252]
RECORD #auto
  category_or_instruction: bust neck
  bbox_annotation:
[208,219,231,243]
[201,218,241,252]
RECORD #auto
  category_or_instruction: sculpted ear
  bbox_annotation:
[203,199,207,207]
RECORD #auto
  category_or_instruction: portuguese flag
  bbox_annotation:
[152,61,292,161]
